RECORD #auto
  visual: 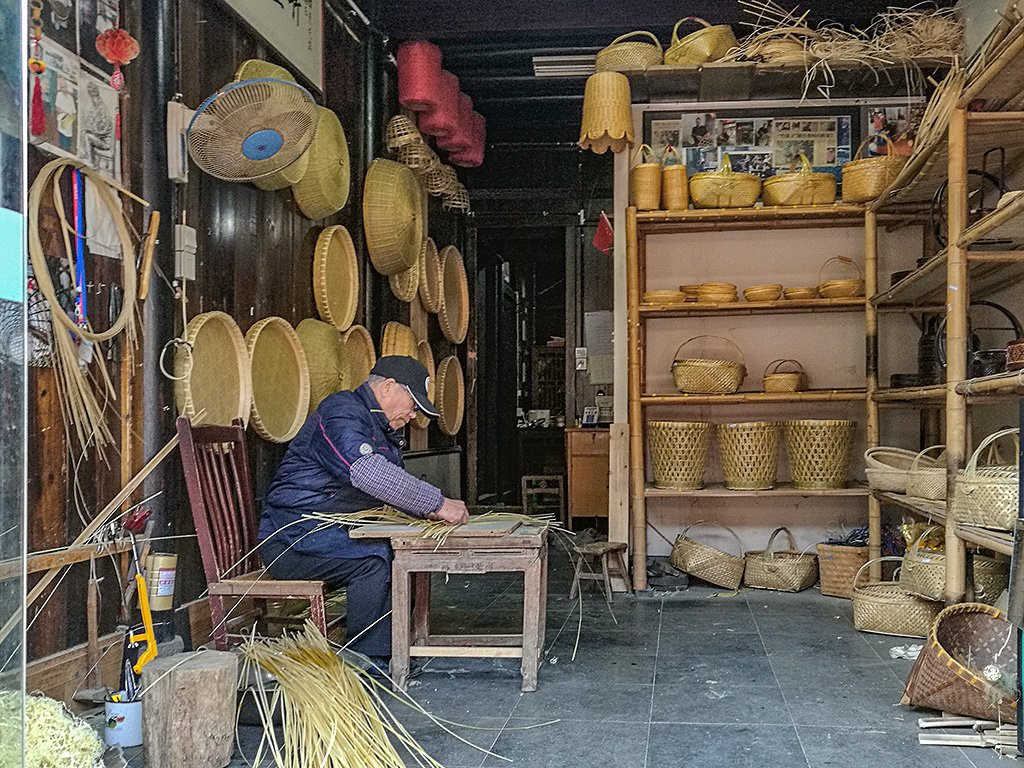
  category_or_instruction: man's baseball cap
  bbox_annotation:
[371,356,439,417]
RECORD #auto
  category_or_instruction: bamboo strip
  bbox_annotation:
[960,22,1024,107]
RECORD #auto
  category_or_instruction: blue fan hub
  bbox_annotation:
[242,129,284,161]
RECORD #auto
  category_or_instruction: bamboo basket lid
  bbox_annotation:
[341,324,376,388]
[381,321,418,358]
[245,317,310,442]
[413,339,435,431]
[313,225,359,330]
[419,237,442,313]
[439,245,469,344]
[253,149,310,191]
[292,106,351,220]
[296,318,346,413]
[175,311,252,426]
[234,59,295,82]
[436,355,465,436]
[363,158,425,275]
[388,256,420,303]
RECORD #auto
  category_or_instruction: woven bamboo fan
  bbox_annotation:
[389,257,420,303]
[341,325,375,389]
[313,225,359,331]
[436,355,465,436]
[439,245,469,344]
[386,115,422,151]
[234,59,295,82]
[381,321,418,358]
[245,317,310,443]
[292,106,351,220]
[363,159,425,275]
[295,318,346,414]
[413,339,435,431]
[397,142,440,175]
[664,17,738,66]
[175,311,252,426]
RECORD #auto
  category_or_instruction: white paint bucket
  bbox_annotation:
[104,697,143,748]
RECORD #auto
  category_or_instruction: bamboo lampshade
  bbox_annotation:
[413,339,435,431]
[439,245,469,343]
[381,321,418,358]
[234,59,295,82]
[175,311,252,426]
[245,317,310,443]
[579,71,633,154]
[292,106,351,220]
[419,237,442,313]
[313,225,359,330]
[341,324,376,388]
[389,256,421,303]
[296,318,346,413]
[363,159,425,275]
[436,355,465,436]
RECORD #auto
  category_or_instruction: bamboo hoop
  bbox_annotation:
[436,355,465,435]
[245,317,310,443]
[313,225,359,331]
[174,311,252,426]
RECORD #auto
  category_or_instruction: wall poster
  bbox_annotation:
[221,0,324,91]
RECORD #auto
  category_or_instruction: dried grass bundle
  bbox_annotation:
[869,6,964,61]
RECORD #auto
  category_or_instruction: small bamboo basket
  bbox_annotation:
[842,134,909,204]
[783,287,817,300]
[900,526,949,601]
[671,522,746,590]
[784,419,856,489]
[743,284,783,302]
[579,71,633,154]
[816,256,865,298]
[245,317,310,444]
[853,556,942,638]
[762,359,808,393]
[423,163,458,197]
[671,335,746,394]
[816,542,870,599]
[443,182,471,213]
[906,445,948,500]
[595,30,663,72]
[864,446,926,493]
[762,153,837,207]
[951,428,1020,530]
[385,114,423,151]
[689,153,762,209]
[397,142,440,175]
[661,146,689,211]
[744,527,819,593]
[664,17,738,66]
[716,421,780,490]
[648,420,713,490]
[629,144,662,210]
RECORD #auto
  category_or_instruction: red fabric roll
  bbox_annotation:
[419,70,460,139]
[397,40,442,111]
[450,111,485,168]
[438,93,474,152]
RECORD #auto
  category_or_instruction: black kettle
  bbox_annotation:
[937,300,1024,378]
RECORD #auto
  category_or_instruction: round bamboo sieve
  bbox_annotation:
[245,317,310,443]
[418,237,442,313]
[436,355,465,436]
[313,225,359,331]
[439,245,469,343]
[381,321,418,359]
[341,325,376,389]
[389,256,421,303]
[292,106,351,220]
[175,311,252,426]
[413,339,436,431]
[296,318,346,414]
[363,158,425,275]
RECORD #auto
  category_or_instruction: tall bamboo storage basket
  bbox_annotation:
[816,543,869,599]
[664,17,738,66]
[671,335,746,394]
[661,146,689,210]
[853,557,942,638]
[762,153,836,206]
[313,225,359,331]
[841,135,909,204]
[579,71,633,154]
[596,30,663,71]
[689,153,761,209]
[715,421,779,490]
[296,318,346,414]
[175,311,252,427]
[292,106,351,220]
[744,527,818,593]
[436,355,465,436]
[784,419,855,489]
[951,428,1020,530]
[647,421,713,490]
[629,144,662,210]
[245,317,310,443]
[670,522,745,590]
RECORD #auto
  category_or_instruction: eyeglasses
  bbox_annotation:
[401,385,421,413]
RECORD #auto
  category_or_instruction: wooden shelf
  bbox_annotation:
[639,297,866,318]
[955,369,1024,396]
[873,385,946,405]
[871,246,1024,308]
[959,192,1024,247]
[635,205,866,234]
[954,525,1014,556]
[642,389,866,405]
[873,491,947,523]
[646,483,869,499]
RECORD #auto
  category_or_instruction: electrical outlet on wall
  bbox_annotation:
[575,346,588,370]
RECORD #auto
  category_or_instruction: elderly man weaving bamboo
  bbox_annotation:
[258,356,468,671]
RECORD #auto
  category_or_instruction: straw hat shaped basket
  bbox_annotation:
[389,255,421,303]
[902,603,1018,723]
[689,153,762,209]
[245,317,310,443]
[816,543,870,599]
[951,428,1020,530]
[175,311,252,426]
[579,71,633,154]
[716,421,780,490]
[864,446,928,493]
[762,153,837,207]
[436,355,465,436]
[381,321,418,359]
[744,527,819,593]
[313,225,359,331]
[418,237,442,313]
[295,318,346,414]
[853,556,942,637]
[664,17,738,66]
[386,114,422,151]
[842,134,909,204]
[670,521,745,590]
[671,335,746,394]
[292,106,351,220]
[647,420,713,490]
[816,256,865,298]
[783,419,856,489]
[629,144,662,211]
[363,158,425,275]
[413,340,436,431]
[341,325,376,389]
[595,30,663,72]
[762,359,807,393]
[439,245,470,344]
[661,145,689,211]
[906,445,948,500]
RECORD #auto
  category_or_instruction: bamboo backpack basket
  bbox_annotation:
[816,542,869,599]
[647,420,713,490]
[439,245,469,344]
[841,134,909,204]
[595,30,663,72]
[579,71,633,155]
[175,311,252,427]
[864,446,924,493]
[951,427,1020,530]
[418,237,442,313]
[313,225,359,331]
[295,318,346,414]
[670,521,745,590]
[853,556,942,638]
[292,106,351,220]
[363,159,425,276]
[762,153,837,207]
[816,256,865,298]
[744,527,818,593]
[906,445,948,500]
[245,317,310,443]
[902,603,1018,724]
[664,17,738,66]
[381,321,418,359]
[715,421,780,490]
[689,153,762,209]
[762,359,807,393]
[436,355,465,436]
[629,144,662,210]
[341,325,376,389]
[661,145,689,211]
[671,335,747,394]
[412,339,436,431]
[784,419,856,489]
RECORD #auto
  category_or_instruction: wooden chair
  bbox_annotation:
[521,474,565,524]
[176,417,330,650]
[570,541,632,602]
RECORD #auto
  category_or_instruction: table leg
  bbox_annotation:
[413,571,431,644]
[538,546,549,654]
[391,562,411,691]
[521,555,543,692]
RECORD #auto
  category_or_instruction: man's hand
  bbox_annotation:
[432,498,469,525]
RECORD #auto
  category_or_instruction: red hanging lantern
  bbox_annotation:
[28,0,45,136]
[95,27,140,92]
[397,41,442,112]
[438,93,474,153]
[450,111,485,168]
[419,70,460,139]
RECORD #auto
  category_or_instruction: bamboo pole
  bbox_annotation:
[626,207,647,590]
[641,390,866,405]
[959,23,1024,107]
[959,192,1024,246]
[944,106,969,603]
[865,210,882,579]
[955,370,1024,395]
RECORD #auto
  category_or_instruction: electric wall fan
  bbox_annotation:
[186,78,318,183]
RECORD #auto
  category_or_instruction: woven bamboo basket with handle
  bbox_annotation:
[664,17,738,66]
[689,153,762,209]
[436,355,465,436]
[816,256,865,298]
[762,153,837,207]
[816,542,869,599]
[670,521,745,590]
[906,444,948,500]
[596,30,663,72]
[292,106,351,220]
[661,145,689,211]
[899,525,948,601]
[784,419,855,489]
[245,317,310,443]
[951,427,1020,530]
[671,335,746,394]
[716,421,779,490]
[313,225,359,331]
[853,556,942,638]
[864,446,927,493]
[648,420,713,490]
[341,325,375,390]
[363,159,425,276]
[975,555,1011,604]
[296,318,345,414]
[744,527,818,593]
[439,245,469,344]
[842,134,909,204]
[762,359,807,393]
[175,311,252,427]
[629,144,662,210]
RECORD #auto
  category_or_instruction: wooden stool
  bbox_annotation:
[570,541,632,601]
[521,475,565,523]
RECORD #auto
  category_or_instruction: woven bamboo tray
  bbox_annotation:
[853,556,942,638]
[783,287,817,300]
[341,325,375,389]
[951,428,1020,530]
[413,339,435,431]
[744,527,818,593]
[744,284,783,302]
[418,237,442,313]
[381,321,418,359]
[716,421,779,490]
[670,521,745,590]
[648,420,713,490]
[292,106,351,220]
[313,225,358,331]
[436,355,465,436]
[175,311,252,426]
[596,30,663,72]
[389,257,421,303]
[245,317,310,443]
[784,419,855,489]
[363,159,425,276]
[439,245,469,344]
[295,318,346,414]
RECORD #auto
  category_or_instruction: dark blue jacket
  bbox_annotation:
[258,383,405,561]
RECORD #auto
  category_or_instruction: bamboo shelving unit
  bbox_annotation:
[640,297,865,318]
[646,483,869,499]
[641,389,866,406]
